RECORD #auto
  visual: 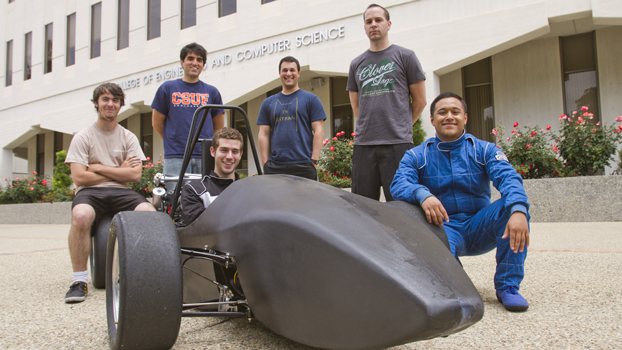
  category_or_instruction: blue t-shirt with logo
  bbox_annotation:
[257,89,326,164]
[151,79,224,158]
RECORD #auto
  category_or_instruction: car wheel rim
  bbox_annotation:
[112,236,120,329]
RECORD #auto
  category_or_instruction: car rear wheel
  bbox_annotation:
[106,211,182,350]
[90,215,111,289]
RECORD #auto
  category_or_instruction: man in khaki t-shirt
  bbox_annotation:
[63,83,155,304]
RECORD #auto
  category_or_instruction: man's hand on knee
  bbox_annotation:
[421,196,449,225]
[502,212,529,253]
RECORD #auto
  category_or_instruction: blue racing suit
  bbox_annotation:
[390,133,530,290]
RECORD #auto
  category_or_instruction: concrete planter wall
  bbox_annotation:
[491,175,622,222]
[1,176,621,224]
[0,202,72,224]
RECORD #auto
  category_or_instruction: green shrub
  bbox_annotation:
[412,118,427,147]
[319,131,354,180]
[492,123,562,179]
[552,108,622,176]
[130,155,164,197]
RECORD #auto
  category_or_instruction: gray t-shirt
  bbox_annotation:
[347,44,425,145]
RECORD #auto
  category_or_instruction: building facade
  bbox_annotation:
[2,0,621,180]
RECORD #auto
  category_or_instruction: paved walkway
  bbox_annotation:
[1,222,621,349]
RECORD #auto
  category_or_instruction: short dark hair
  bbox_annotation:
[364,3,390,21]
[279,56,300,72]
[212,127,244,151]
[180,42,207,65]
[430,92,468,116]
[91,83,125,111]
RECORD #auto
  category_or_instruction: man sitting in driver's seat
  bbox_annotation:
[181,127,243,224]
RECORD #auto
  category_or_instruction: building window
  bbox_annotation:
[140,113,153,160]
[219,0,236,17]
[54,132,64,153]
[233,103,249,175]
[6,40,12,86]
[462,57,494,142]
[66,13,76,66]
[91,2,102,58]
[147,0,161,40]
[24,32,32,80]
[560,32,600,122]
[44,23,53,74]
[261,0,276,3]
[37,134,45,175]
[331,77,353,137]
[118,0,129,50]
[181,0,196,29]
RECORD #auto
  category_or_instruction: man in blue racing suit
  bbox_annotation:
[390,92,530,312]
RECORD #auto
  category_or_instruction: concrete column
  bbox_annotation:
[246,94,265,175]
[422,73,441,139]
[44,131,54,178]
[0,148,13,182]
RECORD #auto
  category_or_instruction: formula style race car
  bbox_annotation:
[95,105,484,350]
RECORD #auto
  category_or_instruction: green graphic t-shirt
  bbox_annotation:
[347,44,425,145]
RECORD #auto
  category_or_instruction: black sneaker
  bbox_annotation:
[65,282,88,303]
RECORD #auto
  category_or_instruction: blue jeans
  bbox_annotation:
[443,197,529,291]
[163,158,202,176]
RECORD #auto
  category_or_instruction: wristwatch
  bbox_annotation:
[311,159,318,165]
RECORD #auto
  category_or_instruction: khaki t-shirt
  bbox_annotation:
[65,123,146,192]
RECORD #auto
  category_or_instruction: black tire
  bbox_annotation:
[106,211,182,350]
[90,215,111,289]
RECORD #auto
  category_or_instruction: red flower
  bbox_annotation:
[349,141,353,145]
[581,106,589,111]
[592,129,597,132]
[157,161,162,165]
[530,131,536,137]
[554,170,559,175]
[41,180,48,186]
[513,122,519,127]
[552,146,558,151]
[330,146,335,152]
[511,129,517,134]
[559,114,566,120]
[146,157,151,161]
[491,129,499,136]
[616,116,622,122]
[526,144,532,150]
[507,137,511,141]
[546,125,551,130]
[351,133,356,137]
[159,154,163,157]
[30,187,34,191]
[334,173,338,176]
[333,137,337,141]
[521,170,525,175]
[572,111,577,115]
[597,121,601,126]
[529,164,533,169]
[618,125,622,130]
[32,171,37,175]
[3,178,6,181]
[331,156,334,160]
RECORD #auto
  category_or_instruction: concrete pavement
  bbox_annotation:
[0,222,621,349]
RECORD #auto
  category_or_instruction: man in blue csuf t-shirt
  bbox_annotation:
[257,56,326,180]
[152,42,224,176]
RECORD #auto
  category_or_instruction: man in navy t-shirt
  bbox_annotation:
[257,56,326,180]
[152,42,224,176]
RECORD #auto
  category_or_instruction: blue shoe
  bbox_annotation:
[496,286,529,312]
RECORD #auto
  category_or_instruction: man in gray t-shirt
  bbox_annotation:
[347,3,426,201]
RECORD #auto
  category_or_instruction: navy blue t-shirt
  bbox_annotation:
[151,79,224,158]
[257,89,326,164]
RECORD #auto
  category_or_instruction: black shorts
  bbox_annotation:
[263,160,318,181]
[351,143,413,201]
[72,187,149,228]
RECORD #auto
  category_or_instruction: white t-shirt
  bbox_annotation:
[65,123,146,192]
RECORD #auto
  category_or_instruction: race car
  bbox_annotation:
[98,105,484,350]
